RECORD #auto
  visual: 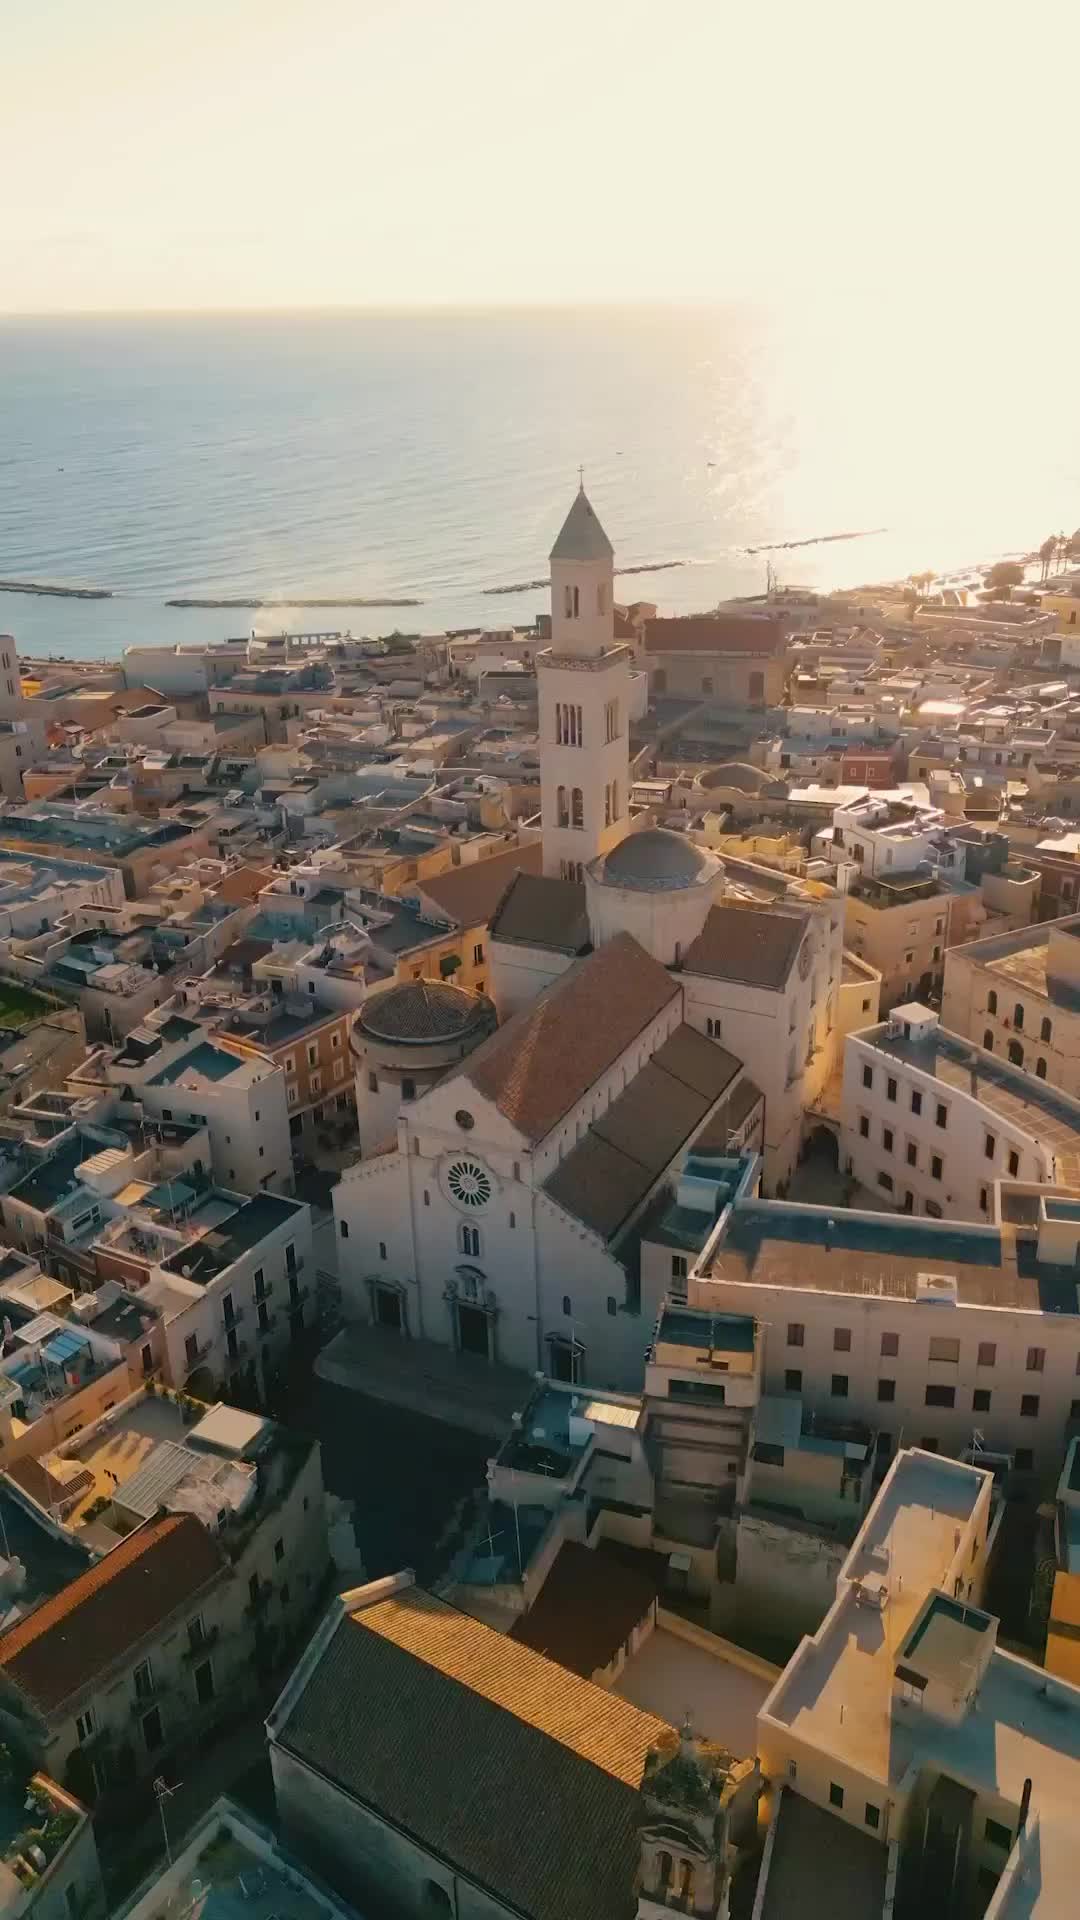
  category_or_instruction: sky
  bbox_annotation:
[3,0,1078,313]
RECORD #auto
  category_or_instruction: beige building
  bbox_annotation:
[942,913,1080,1096]
[0,1398,328,1809]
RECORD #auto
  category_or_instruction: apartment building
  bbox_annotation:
[151,1190,313,1397]
[0,804,215,898]
[754,1445,1080,1919]
[841,1003,1080,1220]
[67,1005,293,1195]
[686,1170,1080,1482]
[942,912,1080,1098]
[814,795,957,1011]
[0,1398,328,1809]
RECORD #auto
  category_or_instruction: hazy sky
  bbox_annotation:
[5,0,1076,312]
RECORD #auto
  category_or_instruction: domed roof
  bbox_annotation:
[698,761,768,793]
[358,980,493,1046]
[595,828,712,893]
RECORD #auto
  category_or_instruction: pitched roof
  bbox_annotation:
[466,933,678,1144]
[644,613,786,657]
[414,841,543,930]
[509,1541,663,1677]
[682,903,808,990]
[549,487,614,564]
[0,1513,227,1713]
[488,870,590,954]
[543,1024,740,1240]
[277,1584,670,1920]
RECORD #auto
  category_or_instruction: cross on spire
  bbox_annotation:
[577,464,585,490]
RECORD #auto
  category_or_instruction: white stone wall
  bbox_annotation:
[841,1029,1054,1220]
[697,1255,1079,1478]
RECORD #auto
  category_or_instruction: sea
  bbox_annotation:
[1,303,1077,664]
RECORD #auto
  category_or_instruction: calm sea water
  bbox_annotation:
[0,305,1077,662]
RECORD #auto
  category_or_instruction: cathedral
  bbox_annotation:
[333,489,847,1388]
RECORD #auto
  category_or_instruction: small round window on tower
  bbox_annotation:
[455,1109,475,1131]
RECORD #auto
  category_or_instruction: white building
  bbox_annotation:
[688,1171,1080,1480]
[67,1004,293,1196]
[334,934,762,1390]
[755,1445,1080,1920]
[841,1002,1080,1220]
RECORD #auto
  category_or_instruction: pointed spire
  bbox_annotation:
[550,486,614,563]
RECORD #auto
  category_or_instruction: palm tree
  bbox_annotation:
[1039,536,1056,582]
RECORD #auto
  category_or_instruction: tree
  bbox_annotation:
[987,561,1024,590]
[1039,536,1057,581]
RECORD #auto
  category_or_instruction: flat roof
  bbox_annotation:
[149,1042,247,1086]
[757,1791,887,1920]
[614,1622,774,1759]
[161,1192,304,1284]
[704,1201,1079,1313]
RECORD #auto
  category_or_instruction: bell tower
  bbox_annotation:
[538,486,631,879]
[635,1720,759,1920]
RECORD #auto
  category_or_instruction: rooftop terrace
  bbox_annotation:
[160,1192,305,1285]
[702,1199,1080,1312]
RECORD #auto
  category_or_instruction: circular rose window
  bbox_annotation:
[446,1160,492,1209]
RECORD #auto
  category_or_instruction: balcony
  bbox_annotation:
[287,1280,310,1306]
[256,1312,277,1338]
[252,1278,275,1304]
[221,1303,246,1329]
[244,1580,273,1619]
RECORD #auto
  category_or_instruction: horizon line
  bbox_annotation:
[0,294,754,322]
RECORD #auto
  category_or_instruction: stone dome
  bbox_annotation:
[697,761,768,794]
[594,827,713,893]
[358,980,494,1046]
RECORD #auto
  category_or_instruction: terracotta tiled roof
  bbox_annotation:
[414,841,543,930]
[0,1513,228,1714]
[543,1024,741,1240]
[644,613,786,656]
[466,933,678,1143]
[682,903,808,990]
[277,1583,670,1920]
[488,870,589,954]
[510,1541,662,1677]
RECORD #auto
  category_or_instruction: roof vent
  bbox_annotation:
[916,1270,959,1305]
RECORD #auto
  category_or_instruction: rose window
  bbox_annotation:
[446,1160,492,1209]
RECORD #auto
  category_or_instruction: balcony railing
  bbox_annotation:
[221,1303,246,1328]
[256,1312,277,1338]
[252,1278,274,1303]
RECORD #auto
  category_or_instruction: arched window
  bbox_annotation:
[1036,1056,1048,1079]
[1041,1016,1052,1042]
[1014,1003,1024,1030]
[571,788,584,829]
[564,585,574,619]
[597,583,607,614]
[422,1885,452,1916]
[983,1030,993,1051]
[1008,1039,1024,1067]
[679,1862,695,1905]
[556,785,568,828]
[656,1852,673,1893]
[611,779,619,820]
[562,1294,572,1317]
[459,1223,481,1259]
[987,991,997,1015]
